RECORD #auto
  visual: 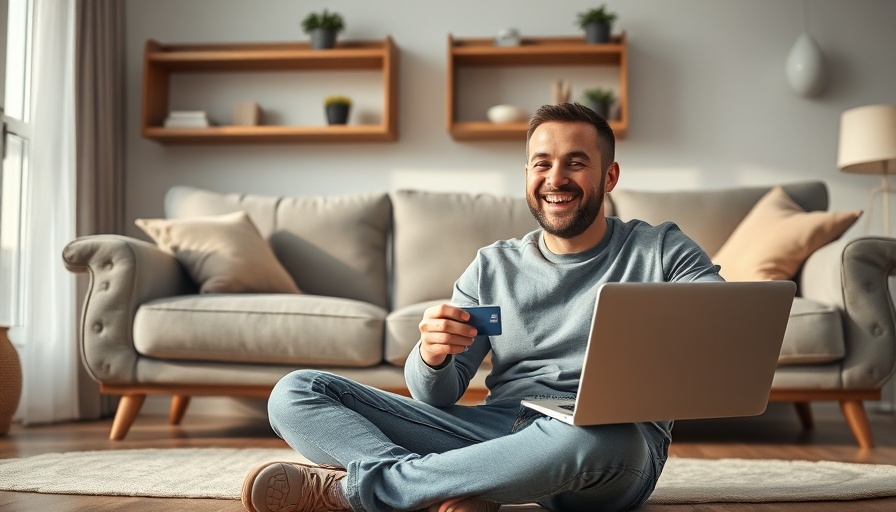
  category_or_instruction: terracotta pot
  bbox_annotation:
[0,326,22,435]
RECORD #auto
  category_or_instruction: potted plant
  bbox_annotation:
[577,5,617,44]
[582,88,616,119]
[324,95,351,125]
[301,9,345,50]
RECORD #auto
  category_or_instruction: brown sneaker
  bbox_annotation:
[241,461,350,512]
[428,496,500,512]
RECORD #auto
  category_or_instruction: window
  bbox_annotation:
[0,0,32,327]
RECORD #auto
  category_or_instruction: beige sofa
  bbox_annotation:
[63,181,896,447]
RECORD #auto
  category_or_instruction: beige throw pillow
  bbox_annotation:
[712,186,861,281]
[135,211,301,294]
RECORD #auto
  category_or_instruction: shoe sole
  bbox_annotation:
[241,461,301,512]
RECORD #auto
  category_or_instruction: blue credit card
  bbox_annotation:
[461,305,502,336]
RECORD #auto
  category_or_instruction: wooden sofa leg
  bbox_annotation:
[793,402,814,430]
[840,400,874,449]
[169,395,191,425]
[110,394,146,441]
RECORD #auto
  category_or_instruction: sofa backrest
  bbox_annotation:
[162,181,829,311]
[391,190,537,310]
[607,181,829,256]
[164,186,392,309]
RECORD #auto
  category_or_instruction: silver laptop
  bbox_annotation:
[521,281,796,425]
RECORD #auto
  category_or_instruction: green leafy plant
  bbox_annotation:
[582,88,616,105]
[576,5,617,28]
[324,95,352,107]
[301,9,345,33]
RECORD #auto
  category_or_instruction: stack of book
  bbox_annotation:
[163,111,213,128]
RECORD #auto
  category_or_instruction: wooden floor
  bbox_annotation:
[1,402,896,511]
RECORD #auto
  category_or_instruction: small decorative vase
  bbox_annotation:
[0,326,22,435]
[326,104,350,125]
[494,28,521,47]
[310,28,337,50]
[584,22,611,44]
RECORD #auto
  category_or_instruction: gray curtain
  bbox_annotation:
[74,0,125,419]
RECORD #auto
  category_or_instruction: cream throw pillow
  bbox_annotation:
[135,211,301,294]
[712,186,861,281]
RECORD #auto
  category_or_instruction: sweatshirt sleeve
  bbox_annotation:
[660,223,725,282]
[404,257,491,406]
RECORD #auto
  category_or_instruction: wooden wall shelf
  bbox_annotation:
[447,33,628,141]
[141,38,399,143]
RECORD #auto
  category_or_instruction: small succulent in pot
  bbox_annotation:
[577,5,617,44]
[301,9,345,49]
[582,88,616,119]
[324,95,352,125]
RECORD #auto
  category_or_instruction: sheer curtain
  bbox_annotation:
[11,0,79,424]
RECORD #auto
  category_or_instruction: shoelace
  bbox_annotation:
[299,465,347,512]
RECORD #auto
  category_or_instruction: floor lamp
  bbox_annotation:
[838,104,896,413]
[837,104,896,235]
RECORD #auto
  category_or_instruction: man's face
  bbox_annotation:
[525,121,608,239]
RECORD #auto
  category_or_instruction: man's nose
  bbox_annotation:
[545,165,569,188]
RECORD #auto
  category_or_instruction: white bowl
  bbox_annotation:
[487,104,528,123]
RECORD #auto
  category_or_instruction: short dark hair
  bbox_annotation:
[526,102,615,169]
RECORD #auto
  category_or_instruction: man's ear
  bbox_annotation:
[604,162,620,193]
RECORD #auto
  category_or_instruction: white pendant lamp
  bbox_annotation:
[786,1,826,97]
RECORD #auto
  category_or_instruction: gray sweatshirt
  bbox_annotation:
[404,217,723,407]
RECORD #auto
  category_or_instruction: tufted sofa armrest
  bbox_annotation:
[62,235,196,384]
[799,236,896,389]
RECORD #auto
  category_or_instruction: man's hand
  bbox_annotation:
[418,304,478,367]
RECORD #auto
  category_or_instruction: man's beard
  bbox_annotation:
[527,181,604,240]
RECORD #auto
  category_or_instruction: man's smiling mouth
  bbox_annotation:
[542,193,577,204]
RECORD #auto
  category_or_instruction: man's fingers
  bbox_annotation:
[421,318,477,337]
[424,304,471,323]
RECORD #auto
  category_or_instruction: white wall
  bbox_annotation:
[125,0,896,238]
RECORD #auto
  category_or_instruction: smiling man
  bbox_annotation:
[525,113,617,253]
[242,103,722,512]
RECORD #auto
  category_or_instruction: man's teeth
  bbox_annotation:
[544,195,574,204]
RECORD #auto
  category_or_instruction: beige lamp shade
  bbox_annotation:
[837,104,896,174]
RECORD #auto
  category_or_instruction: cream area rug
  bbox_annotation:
[1,448,896,505]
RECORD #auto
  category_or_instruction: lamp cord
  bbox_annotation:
[802,0,809,32]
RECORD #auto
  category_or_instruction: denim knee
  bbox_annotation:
[268,369,329,430]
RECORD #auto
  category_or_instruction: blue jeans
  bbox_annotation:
[268,370,667,512]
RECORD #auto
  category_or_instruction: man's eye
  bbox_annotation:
[568,161,584,168]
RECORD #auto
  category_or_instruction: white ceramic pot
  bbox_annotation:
[494,28,521,47]
[487,105,528,123]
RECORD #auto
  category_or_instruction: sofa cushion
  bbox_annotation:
[135,211,301,294]
[392,190,537,310]
[778,297,845,365]
[608,181,830,255]
[134,294,386,367]
[164,187,392,309]
[712,187,860,281]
